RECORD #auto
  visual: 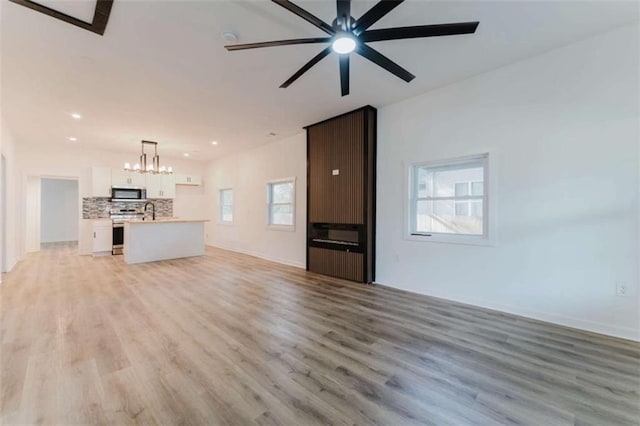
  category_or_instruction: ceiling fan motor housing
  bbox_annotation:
[331,15,356,32]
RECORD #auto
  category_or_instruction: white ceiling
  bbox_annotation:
[1,0,637,162]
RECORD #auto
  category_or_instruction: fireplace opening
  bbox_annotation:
[309,223,365,252]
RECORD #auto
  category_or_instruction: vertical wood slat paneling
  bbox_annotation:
[308,125,331,222]
[308,110,364,224]
[308,247,363,282]
[306,106,376,283]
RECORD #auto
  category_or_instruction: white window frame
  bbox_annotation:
[218,188,234,225]
[405,153,496,246]
[266,177,296,231]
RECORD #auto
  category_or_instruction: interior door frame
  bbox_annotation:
[25,175,79,252]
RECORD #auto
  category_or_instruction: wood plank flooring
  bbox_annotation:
[1,242,639,425]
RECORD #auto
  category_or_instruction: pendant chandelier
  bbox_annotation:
[124,140,173,174]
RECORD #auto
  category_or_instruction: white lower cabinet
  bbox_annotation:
[92,221,112,253]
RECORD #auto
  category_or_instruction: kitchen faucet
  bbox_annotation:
[144,201,156,221]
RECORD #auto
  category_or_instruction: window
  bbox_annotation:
[267,179,295,228]
[219,188,233,223]
[409,154,488,241]
[454,181,483,217]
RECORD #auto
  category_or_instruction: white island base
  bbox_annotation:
[124,219,208,264]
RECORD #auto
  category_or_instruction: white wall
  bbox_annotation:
[40,178,79,243]
[0,118,20,274]
[174,184,208,220]
[376,25,640,341]
[205,133,307,267]
[15,143,208,257]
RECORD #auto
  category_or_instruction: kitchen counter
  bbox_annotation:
[123,218,208,224]
[123,219,209,264]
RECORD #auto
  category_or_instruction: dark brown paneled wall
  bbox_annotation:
[306,106,376,283]
[308,110,364,224]
[309,247,363,283]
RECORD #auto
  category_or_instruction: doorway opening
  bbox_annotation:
[40,178,79,248]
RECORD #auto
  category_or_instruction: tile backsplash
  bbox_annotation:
[82,197,173,219]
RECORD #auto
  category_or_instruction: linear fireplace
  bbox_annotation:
[308,223,364,252]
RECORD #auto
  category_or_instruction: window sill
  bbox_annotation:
[405,233,496,247]
[267,224,295,232]
[217,221,234,226]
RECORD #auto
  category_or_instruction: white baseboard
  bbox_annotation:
[206,243,306,269]
[378,284,640,342]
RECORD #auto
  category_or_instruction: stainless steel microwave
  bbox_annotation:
[111,187,146,202]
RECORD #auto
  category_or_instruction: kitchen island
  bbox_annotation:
[123,218,209,264]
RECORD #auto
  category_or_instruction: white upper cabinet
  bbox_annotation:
[145,174,162,198]
[145,174,175,199]
[91,167,112,197]
[175,173,202,186]
[161,174,176,198]
[111,169,130,187]
[131,173,146,187]
[90,167,185,198]
[112,169,145,188]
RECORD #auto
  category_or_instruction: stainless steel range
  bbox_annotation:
[109,208,144,255]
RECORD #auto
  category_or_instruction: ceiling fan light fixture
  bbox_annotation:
[332,34,356,54]
[226,0,479,96]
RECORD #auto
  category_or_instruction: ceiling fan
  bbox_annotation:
[224,0,479,96]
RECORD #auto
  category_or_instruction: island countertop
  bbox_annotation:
[124,218,209,224]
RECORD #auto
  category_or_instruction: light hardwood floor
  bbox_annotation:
[1,243,639,425]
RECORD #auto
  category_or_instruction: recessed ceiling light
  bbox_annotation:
[70,113,82,119]
[211,141,218,145]
[184,153,190,157]
[222,32,238,43]
[68,137,77,142]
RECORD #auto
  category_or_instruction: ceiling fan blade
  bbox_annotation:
[272,0,335,35]
[356,43,415,82]
[361,22,479,43]
[225,37,331,51]
[336,0,351,30]
[280,46,332,88]
[339,54,349,96]
[354,0,403,34]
